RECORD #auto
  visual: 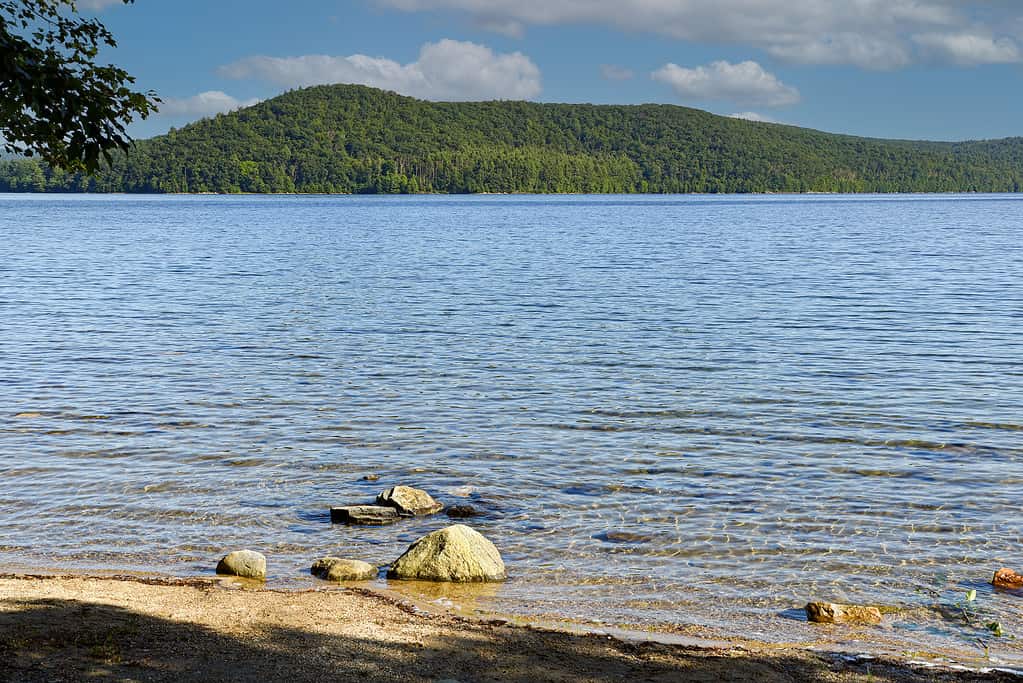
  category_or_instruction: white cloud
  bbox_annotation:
[913,32,1021,65]
[600,64,634,81]
[765,34,912,69]
[728,111,777,123]
[158,91,262,117]
[652,60,800,107]
[219,39,541,101]
[375,0,1019,69]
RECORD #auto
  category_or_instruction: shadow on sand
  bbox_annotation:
[0,597,1013,682]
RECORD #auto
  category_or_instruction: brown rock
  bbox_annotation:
[330,505,400,525]
[993,568,1023,590]
[806,602,882,625]
[377,485,443,516]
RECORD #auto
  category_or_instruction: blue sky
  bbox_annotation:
[87,0,1023,142]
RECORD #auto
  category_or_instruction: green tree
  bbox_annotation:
[0,0,157,171]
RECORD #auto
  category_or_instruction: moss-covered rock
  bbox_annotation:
[311,557,377,582]
[388,524,506,583]
[216,550,266,580]
[377,486,443,516]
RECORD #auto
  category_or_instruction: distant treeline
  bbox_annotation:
[3,84,1023,194]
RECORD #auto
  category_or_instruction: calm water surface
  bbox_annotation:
[2,194,1021,663]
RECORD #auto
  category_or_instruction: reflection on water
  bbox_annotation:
[1,193,1022,663]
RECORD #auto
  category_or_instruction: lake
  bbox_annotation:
[2,193,1021,663]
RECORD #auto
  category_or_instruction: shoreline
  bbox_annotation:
[1,572,1020,682]
[4,189,1023,197]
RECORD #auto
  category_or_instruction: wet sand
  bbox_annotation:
[0,575,1017,682]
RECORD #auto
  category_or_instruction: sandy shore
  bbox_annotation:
[0,574,1017,682]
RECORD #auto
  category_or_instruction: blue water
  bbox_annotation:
[2,194,1021,662]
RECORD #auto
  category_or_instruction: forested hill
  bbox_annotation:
[3,84,1023,194]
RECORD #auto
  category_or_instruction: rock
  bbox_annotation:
[445,505,479,518]
[993,568,1023,589]
[806,602,882,625]
[361,474,380,482]
[377,485,443,516]
[216,550,266,580]
[330,505,400,525]
[593,530,654,544]
[388,524,506,583]
[310,557,377,582]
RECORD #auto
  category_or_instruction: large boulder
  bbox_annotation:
[388,524,506,583]
[330,505,400,525]
[311,557,377,582]
[806,602,882,625]
[993,568,1023,589]
[216,550,266,580]
[377,486,443,516]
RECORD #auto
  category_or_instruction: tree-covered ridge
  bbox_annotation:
[3,84,1023,194]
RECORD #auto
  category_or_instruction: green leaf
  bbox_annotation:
[986,622,1004,637]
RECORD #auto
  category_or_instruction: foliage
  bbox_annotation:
[2,84,1023,193]
[0,0,157,171]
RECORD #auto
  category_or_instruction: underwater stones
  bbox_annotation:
[445,505,479,518]
[330,505,401,525]
[377,485,443,516]
[593,530,654,544]
[993,568,1023,590]
[216,550,267,580]
[310,557,377,582]
[805,602,882,625]
[388,524,506,583]
[449,485,477,498]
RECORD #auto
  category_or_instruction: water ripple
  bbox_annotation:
[1,193,1022,662]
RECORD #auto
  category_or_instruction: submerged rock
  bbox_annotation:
[377,485,443,516]
[993,568,1023,590]
[593,530,654,544]
[806,602,882,625]
[330,505,400,525]
[310,557,377,582]
[216,550,267,580]
[388,524,506,583]
[445,505,479,518]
